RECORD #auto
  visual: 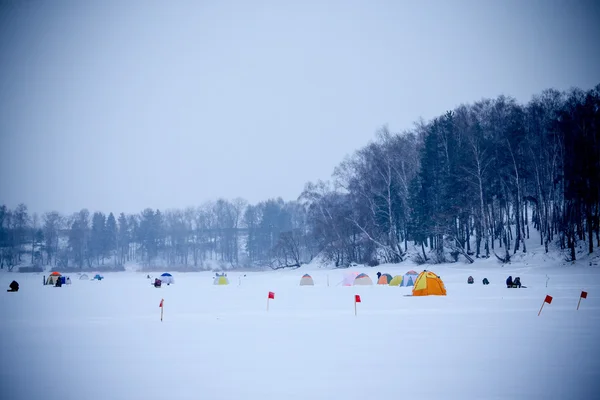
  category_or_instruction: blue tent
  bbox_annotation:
[161,273,172,277]
[93,274,103,280]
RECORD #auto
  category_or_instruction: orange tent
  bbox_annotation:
[412,270,446,296]
[377,273,393,285]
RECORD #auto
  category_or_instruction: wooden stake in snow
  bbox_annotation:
[577,290,588,310]
[159,298,164,321]
[538,295,552,316]
[546,275,549,288]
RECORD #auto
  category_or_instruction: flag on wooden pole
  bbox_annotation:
[577,291,588,310]
[354,294,361,316]
[159,298,164,321]
[538,295,552,316]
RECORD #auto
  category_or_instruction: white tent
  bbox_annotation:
[160,273,174,285]
[299,274,314,286]
[342,272,359,286]
[402,271,419,287]
[353,273,373,285]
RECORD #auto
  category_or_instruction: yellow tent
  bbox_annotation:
[389,275,403,286]
[412,270,446,296]
[214,276,229,285]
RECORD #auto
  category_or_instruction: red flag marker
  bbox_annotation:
[354,294,361,316]
[159,298,164,321]
[577,291,588,310]
[267,291,274,311]
[538,295,552,316]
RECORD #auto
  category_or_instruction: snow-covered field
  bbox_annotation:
[1,260,599,400]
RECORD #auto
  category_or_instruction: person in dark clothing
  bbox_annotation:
[154,278,162,288]
[506,276,513,288]
[513,277,521,288]
[7,280,19,292]
[377,272,382,280]
[467,276,474,284]
[482,278,489,285]
[55,277,62,287]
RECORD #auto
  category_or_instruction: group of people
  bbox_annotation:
[466,276,521,287]
[467,276,489,285]
[506,276,522,288]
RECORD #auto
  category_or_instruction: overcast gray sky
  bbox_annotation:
[1,0,599,215]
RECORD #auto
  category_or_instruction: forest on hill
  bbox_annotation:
[1,84,599,271]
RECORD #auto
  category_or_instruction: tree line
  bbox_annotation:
[1,83,598,271]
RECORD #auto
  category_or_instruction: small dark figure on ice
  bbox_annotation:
[7,280,19,292]
[506,276,524,288]
[467,276,474,284]
[154,278,162,288]
[482,278,489,285]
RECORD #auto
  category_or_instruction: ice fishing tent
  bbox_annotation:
[389,275,403,286]
[412,270,447,296]
[342,272,359,286]
[300,274,314,286]
[377,273,393,285]
[402,270,419,287]
[79,274,89,280]
[354,273,373,286]
[46,272,61,285]
[214,275,229,285]
[93,274,104,281]
[160,273,174,284]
